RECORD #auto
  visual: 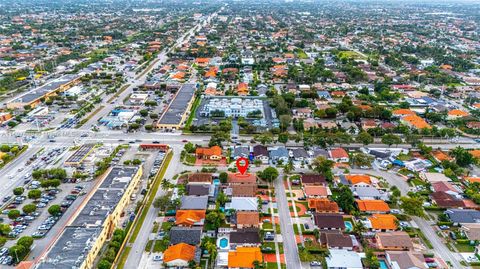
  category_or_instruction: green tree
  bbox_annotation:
[333,185,355,214]
[279,114,292,131]
[451,146,474,167]
[0,223,11,236]
[28,189,42,200]
[161,178,171,191]
[153,195,171,211]
[312,156,334,181]
[17,236,33,249]
[206,211,225,229]
[48,205,62,216]
[356,131,373,145]
[9,244,27,263]
[98,259,112,269]
[8,209,21,220]
[258,167,279,181]
[365,248,380,268]
[400,196,425,217]
[278,132,289,144]
[22,204,37,214]
[381,134,402,147]
[184,142,196,153]
[13,187,24,196]
[219,172,228,183]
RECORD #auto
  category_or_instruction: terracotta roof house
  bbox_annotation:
[319,231,354,250]
[253,145,269,164]
[308,198,339,213]
[375,231,414,250]
[163,243,196,267]
[304,185,330,197]
[431,181,460,195]
[228,173,257,184]
[447,109,469,120]
[329,148,349,162]
[236,211,260,229]
[228,247,263,268]
[368,214,398,231]
[385,251,428,269]
[230,228,261,246]
[231,183,257,197]
[345,174,371,186]
[430,191,465,208]
[392,109,416,117]
[401,114,431,129]
[188,173,212,183]
[356,200,390,213]
[195,146,222,160]
[237,82,249,95]
[175,210,206,226]
[313,213,345,230]
[301,174,327,185]
[431,150,452,162]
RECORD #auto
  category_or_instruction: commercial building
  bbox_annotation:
[36,166,142,269]
[199,97,264,118]
[7,74,82,110]
[157,83,196,130]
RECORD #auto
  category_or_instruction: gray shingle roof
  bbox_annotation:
[169,227,202,246]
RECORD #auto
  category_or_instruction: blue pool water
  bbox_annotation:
[219,238,228,248]
[379,260,388,269]
[213,179,220,185]
[344,221,353,232]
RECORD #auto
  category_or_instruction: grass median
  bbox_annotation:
[128,150,173,243]
[107,84,130,103]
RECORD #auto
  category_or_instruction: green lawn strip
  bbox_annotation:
[454,243,475,252]
[293,224,299,235]
[152,222,160,233]
[145,240,153,252]
[107,84,130,103]
[75,105,105,128]
[416,228,433,249]
[153,240,168,252]
[183,96,201,133]
[116,246,132,269]
[128,151,173,243]
[263,222,273,230]
[0,145,28,170]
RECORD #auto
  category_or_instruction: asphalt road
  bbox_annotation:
[274,172,302,269]
[122,147,182,269]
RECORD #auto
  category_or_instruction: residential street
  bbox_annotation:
[274,172,302,269]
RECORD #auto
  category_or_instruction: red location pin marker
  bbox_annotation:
[236,157,249,175]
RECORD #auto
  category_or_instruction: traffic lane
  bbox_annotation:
[413,217,464,269]
[274,174,302,269]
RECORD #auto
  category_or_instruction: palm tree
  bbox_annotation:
[352,221,367,235]
[161,178,170,190]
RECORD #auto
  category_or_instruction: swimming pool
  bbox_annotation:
[217,236,230,250]
[379,260,388,269]
[344,221,353,232]
[219,238,228,248]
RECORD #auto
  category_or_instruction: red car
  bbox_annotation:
[182,139,188,143]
